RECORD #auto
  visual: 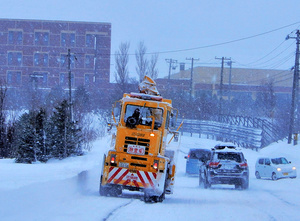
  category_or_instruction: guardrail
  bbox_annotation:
[177,115,285,149]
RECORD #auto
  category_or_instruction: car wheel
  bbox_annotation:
[241,179,249,190]
[271,172,278,181]
[204,176,211,189]
[235,184,241,189]
[255,171,261,179]
[199,174,204,187]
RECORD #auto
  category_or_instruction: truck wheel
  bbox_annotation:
[156,173,169,202]
[109,185,122,197]
[144,192,153,203]
[157,190,165,202]
[99,175,108,196]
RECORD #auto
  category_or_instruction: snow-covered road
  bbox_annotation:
[0,134,299,221]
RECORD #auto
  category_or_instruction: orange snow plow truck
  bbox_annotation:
[99,76,180,203]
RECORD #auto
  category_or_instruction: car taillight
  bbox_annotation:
[153,160,159,170]
[209,161,220,168]
[110,154,116,165]
[239,162,248,168]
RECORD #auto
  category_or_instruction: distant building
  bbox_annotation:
[158,66,293,100]
[0,18,111,92]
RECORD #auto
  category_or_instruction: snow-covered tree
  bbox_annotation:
[14,112,40,163]
[48,100,82,159]
[255,80,276,118]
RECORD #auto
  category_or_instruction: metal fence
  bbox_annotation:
[177,115,286,150]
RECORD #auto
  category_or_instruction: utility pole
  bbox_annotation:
[165,59,178,80]
[226,60,234,115]
[186,57,199,102]
[67,49,73,121]
[165,59,177,91]
[286,30,300,144]
[215,57,231,117]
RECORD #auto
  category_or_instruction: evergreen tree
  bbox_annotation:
[14,112,39,163]
[48,100,82,159]
[35,108,48,162]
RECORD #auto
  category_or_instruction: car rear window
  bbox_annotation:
[189,150,211,160]
[216,152,242,163]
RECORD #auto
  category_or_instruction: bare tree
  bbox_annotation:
[147,53,159,79]
[115,42,130,94]
[256,79,276,117]
[135,41,148,82]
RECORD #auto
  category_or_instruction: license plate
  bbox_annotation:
[119,162,129,168]
[127,145,145,155]
[283,172,288,176]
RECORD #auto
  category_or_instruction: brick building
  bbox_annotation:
[0,18,111,92]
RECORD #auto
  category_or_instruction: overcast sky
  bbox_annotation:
[2,0,300,80]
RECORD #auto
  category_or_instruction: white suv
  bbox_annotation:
[255,157,297,180]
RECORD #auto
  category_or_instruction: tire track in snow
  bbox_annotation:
[103,199,135,221]
[244,186,297,220]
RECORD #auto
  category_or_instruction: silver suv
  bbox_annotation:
[199,143,249,189]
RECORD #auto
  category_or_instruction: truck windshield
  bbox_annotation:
[124,104,163,128]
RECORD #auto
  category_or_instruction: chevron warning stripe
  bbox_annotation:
[107,167,157,189]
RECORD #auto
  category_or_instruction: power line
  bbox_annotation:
[245,40,287,65]
[234,42,295,69]
[142,21,300,55]
[245,69,292,84]
[268,53,295,69]
[273,76,293,84]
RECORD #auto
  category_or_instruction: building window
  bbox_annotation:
[7,52,22,66]
[61,32,76,47]
[84,74,93,86]
[60,73,66,86]
[35,31,49,45]
[31,72,48,87]
[8,30,23,45]
[85,54,94,68]
[34,53,49,67]
[60,54,75,68]
[59,72,74,87]
[86,34,96,48]
[7,71,22,86]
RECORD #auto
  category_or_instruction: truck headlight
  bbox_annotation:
[277,168,281,172]
[292,166,296,170]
